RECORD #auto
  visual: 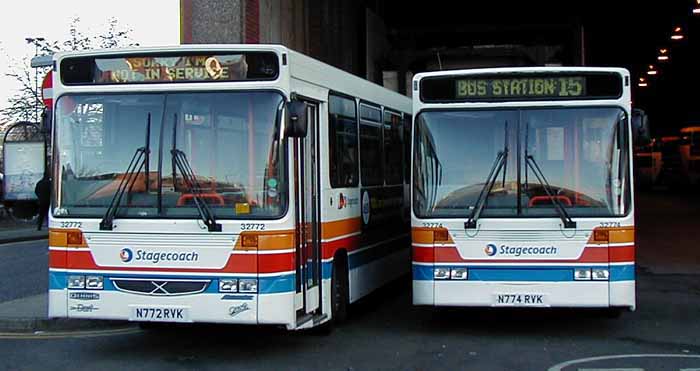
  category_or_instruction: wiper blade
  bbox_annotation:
[465,121,509,229]
[525,155,576,229]
[464,150,507,229]
[100,113,152,230]
[170,114,222,232]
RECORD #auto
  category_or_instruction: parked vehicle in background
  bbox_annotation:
[679,126,700,186]
[656,136,686,187]
[635,139,662,189]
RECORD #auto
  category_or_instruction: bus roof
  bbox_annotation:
[51,44,288,59]
[413,66,630,81]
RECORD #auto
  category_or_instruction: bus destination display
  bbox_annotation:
[419,72,622,102]
[456,77,585,99]
[61,52,279,85]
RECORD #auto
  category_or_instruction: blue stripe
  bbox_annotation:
[469,268,572,281]
[322,261,333,280]
[412,265,434,281]
[49,271,67,290]
[412,264,636,282]
[610,265,635,281]
[259,274,295,294]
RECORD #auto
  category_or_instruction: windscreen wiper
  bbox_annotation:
[524,155,576,229]
[100,113,152,230]
[465,121,509,229]
[170,114,222,232]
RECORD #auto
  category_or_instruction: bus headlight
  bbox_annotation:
[592,268,610,281]
[434,267,450,280]
[450,268,468,280]
[68,275,86,289]
[85,276,104,290]
[219,279,238,293]
[239,279,258,293]
[574,268,592,280]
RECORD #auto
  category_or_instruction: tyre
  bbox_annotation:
[331,255,349,324]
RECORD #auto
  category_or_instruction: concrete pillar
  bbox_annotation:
[180,0,244,44]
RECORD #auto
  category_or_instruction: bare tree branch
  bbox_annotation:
[0,17,136,124]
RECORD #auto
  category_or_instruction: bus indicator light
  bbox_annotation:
[433,230,449,242]
[593,229,609,242]
[241,235,258,248]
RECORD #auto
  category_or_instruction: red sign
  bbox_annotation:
[41,70,53,108]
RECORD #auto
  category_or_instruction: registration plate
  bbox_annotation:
[493,293,548,307]
[129,306,191,322]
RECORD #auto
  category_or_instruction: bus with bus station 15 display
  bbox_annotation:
[45,45,411,330]
[410,67,635,314]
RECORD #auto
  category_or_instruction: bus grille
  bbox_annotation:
[111,278,211,296]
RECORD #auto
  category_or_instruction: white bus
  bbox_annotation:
[411,67,635,313]
[47,45,411,330]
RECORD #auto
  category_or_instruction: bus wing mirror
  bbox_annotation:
[631,109,650,144]
[285,100,307,138]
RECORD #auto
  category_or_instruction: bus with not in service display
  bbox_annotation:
[46,45,411,330]
[411,67,635,313]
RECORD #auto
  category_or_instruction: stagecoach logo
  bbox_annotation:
[484,244,498,256]
[229,303,250,317]
[120,248,134,263]
[485,243,558,257]
[337,193,359,210]
[361,191,371,225]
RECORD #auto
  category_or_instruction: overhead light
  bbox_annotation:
[638,77,648,87]
[657,48,669,61]
[694,0,700,14]
[647,65,657,75]
[671,26,684,40]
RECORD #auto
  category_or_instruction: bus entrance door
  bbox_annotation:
[295,101,321,318]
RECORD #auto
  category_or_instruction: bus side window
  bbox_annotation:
[383,110,403,185]
[328,94,358,188]
[359,104,383,186]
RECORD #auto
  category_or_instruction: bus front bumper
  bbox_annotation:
[413,279,635,309]
[48,272,297,326]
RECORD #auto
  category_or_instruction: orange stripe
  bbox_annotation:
[321,218,361,240]
[233,230,295,251]
[412,228,434,244]
[608,228,635,244]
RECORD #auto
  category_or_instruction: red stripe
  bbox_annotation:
[610,245,635,262]
[258,253,295,273]
[413,245,635,264]
[50,249,297,274]
[412,246,434,263]
[322,235,360,260]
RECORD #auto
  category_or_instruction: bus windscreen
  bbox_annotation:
[420,72,623,102]
[60,51,279,85]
